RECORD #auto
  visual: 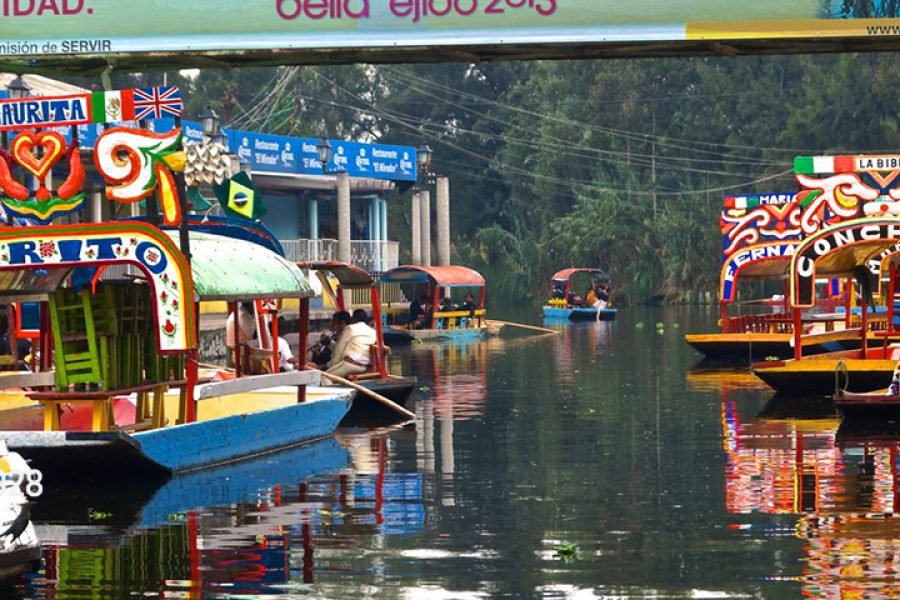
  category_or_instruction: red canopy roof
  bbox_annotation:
[551,268,611,282]
[297,261,374,288]
[381,265,486,287]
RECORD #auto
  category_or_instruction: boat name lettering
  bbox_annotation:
[720,243,794,303]
[756,193,795,205]
[795,221,900,306]
[0,97,87,129]
[857,156,900,171]
[867,242,900,274]
[5,236,166,271]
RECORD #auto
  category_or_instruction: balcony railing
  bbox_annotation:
[281,238,400,275]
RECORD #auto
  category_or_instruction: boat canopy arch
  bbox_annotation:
[298,260,374,288]
[550,268,611,283]
[178,231,312,301]
[381,265,485,288]
[719,242,796,304]
[790,218,900,307]
[0,222,196,353]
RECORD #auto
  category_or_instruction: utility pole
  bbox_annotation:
[651,106,657,219]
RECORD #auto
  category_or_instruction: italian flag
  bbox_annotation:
[795,155,900,175]
[89,90,135,124]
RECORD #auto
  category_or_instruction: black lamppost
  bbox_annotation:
[416,143,433,180]
[6,75,30,100]
[316,137,333,172]
[198,104,220,139]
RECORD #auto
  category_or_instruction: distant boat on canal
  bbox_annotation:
[379,265,497,344]
[542,268,616,321]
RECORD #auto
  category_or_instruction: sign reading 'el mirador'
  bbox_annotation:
[0,1,897,66]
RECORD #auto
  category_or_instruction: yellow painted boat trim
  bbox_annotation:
[685,333,789,343]
[756,359,899,373]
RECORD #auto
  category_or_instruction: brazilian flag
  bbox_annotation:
[213,172,265,221]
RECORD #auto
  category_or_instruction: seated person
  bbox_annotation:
[226,301,256,350]
[409,295,428,329]
[552,283,566,300]
[461,292,477,317]
[273,318,299,373]
[352,308,371,324]
[585,287,598,307]
[323,310,378,380]
[439,297,457,313]
[595,285,610,310]
[309,317,337,368]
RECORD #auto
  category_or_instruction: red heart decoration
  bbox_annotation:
[11,130,66,180]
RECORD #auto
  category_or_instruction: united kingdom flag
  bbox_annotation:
[133,86,183,120]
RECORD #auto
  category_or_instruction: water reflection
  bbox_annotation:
[17,307,900,597]
[717,378,900,598]
[22,427,427,597]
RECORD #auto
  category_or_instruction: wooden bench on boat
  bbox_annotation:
[27,380,192,432]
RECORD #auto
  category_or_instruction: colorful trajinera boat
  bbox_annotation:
[300,260,417,417]
[542,268,616,321]
[0,86,353,479]
[380,265,493,344]
[684,192,883,361]
[751,153,900,394]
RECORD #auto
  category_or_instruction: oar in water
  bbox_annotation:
[316,370,416,421]
[485,319,557,335]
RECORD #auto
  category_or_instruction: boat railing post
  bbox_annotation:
[371,285,388,378]
[793,307,802,361]
[298,296,309,403]
[861,290,869,357]
[185,349,198,423]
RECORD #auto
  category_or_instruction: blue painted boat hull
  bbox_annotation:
[383,326,489,344]
[542,306,617,321]
[0,394,352,479]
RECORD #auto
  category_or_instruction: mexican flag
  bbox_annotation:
[89,90,136,124]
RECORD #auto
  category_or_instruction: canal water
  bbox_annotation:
[7,306,898,597]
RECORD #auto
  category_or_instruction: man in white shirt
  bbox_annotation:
[325,310,377,380]
[225,302,256,349]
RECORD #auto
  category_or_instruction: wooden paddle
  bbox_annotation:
[486,319,558,335]
[316,369,416,420]
[199,362,415,421]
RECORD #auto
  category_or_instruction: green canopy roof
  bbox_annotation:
[166,231,313,301]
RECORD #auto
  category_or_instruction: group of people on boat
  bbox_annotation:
[226,303,380,380]
[407,293,477,329]
[552,282,610,310]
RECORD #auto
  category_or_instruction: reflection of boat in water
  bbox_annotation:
[34,436,351,532]
[721,386,900,597]
[685,366,772,393]
[35,430,426,594]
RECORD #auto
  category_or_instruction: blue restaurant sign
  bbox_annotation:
[228,129,417,181]
[39,116,416,183]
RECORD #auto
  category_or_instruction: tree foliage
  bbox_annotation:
[71,53,900,302]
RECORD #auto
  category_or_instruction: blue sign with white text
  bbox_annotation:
[228,129,417,182]
[40,117,417,183]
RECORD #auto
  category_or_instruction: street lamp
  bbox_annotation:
[416,143,433,175]
[6,75,30,100]
[198,104,220,138]
[316,137,332,171]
